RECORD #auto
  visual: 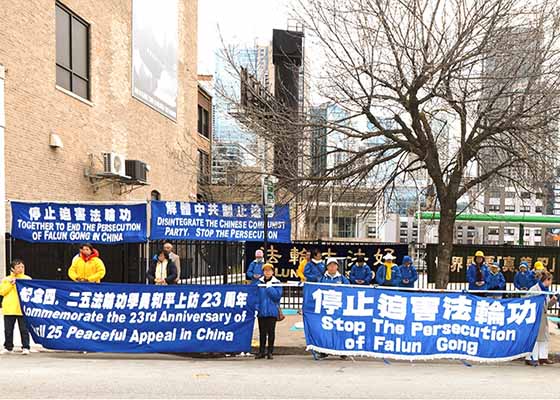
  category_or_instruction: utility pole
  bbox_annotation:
[262,175,277,258]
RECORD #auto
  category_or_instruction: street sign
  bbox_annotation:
[263,175,277,216]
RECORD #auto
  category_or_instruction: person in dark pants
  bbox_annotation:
[255,263,282,360]
[0,260,32,355]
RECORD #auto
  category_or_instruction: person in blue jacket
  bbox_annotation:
[246,249,265,283]
[349,255,373,285]
[255,263,282,360]
[320,258,350,284]
[514,261,534,291]
[399,256,418,288]
[376,254,401,286]
[304,248,325,282]
[486,262,506,298]
[466,250,489,291]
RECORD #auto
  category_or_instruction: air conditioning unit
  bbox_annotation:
[125,160,148,183]
[103,152,126,177]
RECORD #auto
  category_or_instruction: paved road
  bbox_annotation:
[1,353,558,399]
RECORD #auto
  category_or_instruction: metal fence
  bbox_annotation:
[5,235,244,286]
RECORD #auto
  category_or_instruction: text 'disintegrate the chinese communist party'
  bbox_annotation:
[303,283,545,362]
[15,280,257,353]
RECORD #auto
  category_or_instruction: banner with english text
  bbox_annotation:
[16,280,257,353]
[303,283,545,362]
[11,202,147,244]
[150,201,291,242]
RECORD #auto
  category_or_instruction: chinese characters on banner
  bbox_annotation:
[150,201,291,242]
[426,244,560,284]
[10,202,147,244]
[245,242,408,281]
[303,283,544,361]
[16,280,257,353]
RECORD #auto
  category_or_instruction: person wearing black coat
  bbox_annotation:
[147,250,178,285]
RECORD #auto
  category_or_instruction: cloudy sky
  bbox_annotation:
[197,0,291,75]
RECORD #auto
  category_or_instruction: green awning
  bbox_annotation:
[416,212,560,225]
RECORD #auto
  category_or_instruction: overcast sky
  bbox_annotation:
[197,0,291,75]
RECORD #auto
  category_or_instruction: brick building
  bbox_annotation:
[0,0,203,279]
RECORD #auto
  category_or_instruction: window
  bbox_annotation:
[457,231,463,238]
[488,204,500,212]
[504,204,516,212]
[56,2,90,99]
[535,206,543,213]
[150,190,161,201]
[521,192,531,199]
[488,228,499,235]
[400,222,408,228]
[198,150,210,184]
[504,228,515,236]
[520,205,531,213]
[198,105,210,138]
[335,217,356,238]
[400,229,408,237]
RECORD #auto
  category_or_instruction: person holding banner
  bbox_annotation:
[514,262,534,291]
[349,255,373,285]
[304,249,325,283]
[255,263,282,360]
[147,250,178,285]
[0,260,31,355]
[398,256,418,288]
[376,254,401,286]
[246,250,265,284]
[525,271,557,366]
[466,250,489,292]
[320,258,350,284]
[68,244,106,283]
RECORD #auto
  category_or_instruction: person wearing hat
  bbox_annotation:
[466,250,489,291]
[486,262,506,298]
[349,255,373,285]
[532,261,546,285]
[525,271,557,366]
[304,248,326,283]
[514,262,534,291]
[255,263,282,360]
[376,254,401,286]
[398,256,418,288]
[246,249,265,284]
[320,258,350,284]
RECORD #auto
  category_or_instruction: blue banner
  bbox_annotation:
[11,202,147,244]
[16,280,257,353]
[303,283,545,361]
[150,201,291,242]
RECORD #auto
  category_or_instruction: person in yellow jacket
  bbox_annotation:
[296,251,310,282]
[68,243,106,283]
[0,259,31,355]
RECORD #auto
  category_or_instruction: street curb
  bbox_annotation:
[27,347,560,361]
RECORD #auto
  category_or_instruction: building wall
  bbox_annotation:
[0,0,199,208]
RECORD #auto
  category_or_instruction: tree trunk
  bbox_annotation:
[435,200,457,289]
